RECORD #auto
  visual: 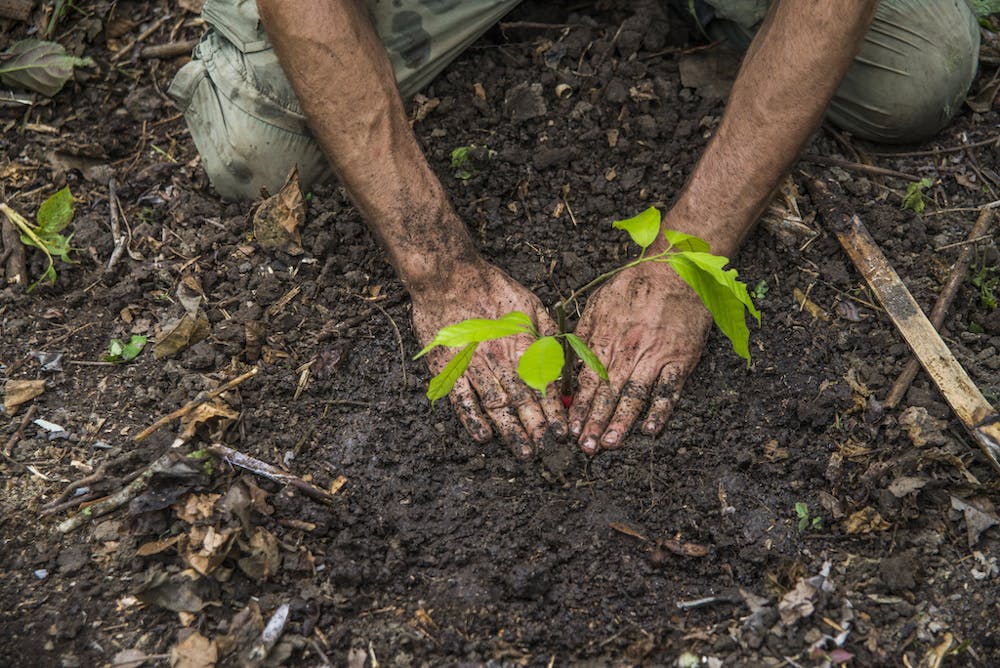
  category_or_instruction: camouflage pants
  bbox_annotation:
[168,0,980,200]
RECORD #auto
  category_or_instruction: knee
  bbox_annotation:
[828,0,980,143]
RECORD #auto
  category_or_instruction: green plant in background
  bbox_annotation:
[450,145,474,180]
[104,335,148,363]
[971,263,998,311]
[0,38,93,96]
[750,279,769,301]
[795,502,823,531]
[0,186,77,291]
[901,177,934,214]
[418,206,761,403]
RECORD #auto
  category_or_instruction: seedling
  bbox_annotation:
[750,279,768,301]
[450,146,474,180]
[901,177,934,214]
[417,206,761,404]
[104,335,148,363]
[0,186,77,291]
[970,263,997,311]
[794,502,823,531]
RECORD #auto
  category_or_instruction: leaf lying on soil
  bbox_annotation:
[3,379,46,415]
[0,39,94,96]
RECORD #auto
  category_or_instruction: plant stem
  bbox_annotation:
[557,248,674,313]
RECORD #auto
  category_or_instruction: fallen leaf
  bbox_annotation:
[898,407,949,447]
[778,562,833,625]
[951,496,1000,547]
[179,401,238,440]
[154,314,210,359]
[136,535,181,557]
[0,39,94,96]
[169,630,217,668]
[888,476,928,498]
[135,569,206,613]
[655,538,709,558]
[237,527,280,581]
[844,507,890,534]
[793,287,830,322]
[410,94,440,123]
[174,493,222,524]
[182,525,237,576]
[253,167,304,255]
[609,521,649,542]
[4,379,45,415]
[112,648,151,668]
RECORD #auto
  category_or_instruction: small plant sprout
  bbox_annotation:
[418,206,761,405]
[450,146,474,180]
[0,186,77,291]
[794,502,823,532]
[104,335,148,363]
[901,177,934,214]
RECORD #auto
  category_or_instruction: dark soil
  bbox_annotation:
[3,2,1000,666]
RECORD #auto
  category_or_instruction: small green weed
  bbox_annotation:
[794,502,823,531]
[451,146,474,180]
[970,264,998,311]
[0,186,77,291]
[901,178,934,214]
[104,335,148,363]
[750,279,768,301]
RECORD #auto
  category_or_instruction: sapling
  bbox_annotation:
[416,206,761,404]
[0,186,77,291]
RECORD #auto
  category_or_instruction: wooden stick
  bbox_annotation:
[140,39,199,60]
[3,404,37,456]
[799,153,922,183]
[133,367,258,443]
[1,214,28,289]
[808,178,1000,475]
[106,178,125,273]
[0,0,35,21]
[206,443,343,506]
[884,208,995,409]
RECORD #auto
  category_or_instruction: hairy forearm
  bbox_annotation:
[256,0,478,290]
[661,0,879,257]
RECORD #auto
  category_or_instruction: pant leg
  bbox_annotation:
[168,0,521,201]
[696,0,980,143]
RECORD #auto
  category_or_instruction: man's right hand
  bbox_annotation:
[410,258,568,459]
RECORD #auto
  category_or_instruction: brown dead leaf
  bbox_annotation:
[844,507,890,534]
[154,314,210,359]
[253,167,304,255]
[472,82,486,100]
[179,401,238,440]
[182,525,237,576]
[793,287,830,322]
[111,648,152,668]
[136,535,181,557]
[174,493,222,524]
[169,630,217,668]
[237,527,280,581]
[609,521,649,542]
[3,379,45,415]
[763,439,789,462]
[951,496,1000,547]
[410,94,440,123]
[655,538,709,558]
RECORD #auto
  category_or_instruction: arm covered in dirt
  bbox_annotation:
[571,0,879,453]
[255,0,568,457]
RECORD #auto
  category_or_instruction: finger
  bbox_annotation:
[641,364,687,436]
[569,366,602,440]
[467,365,534,459]
[601,377,655,449]
[448,375,492,443]
[495,365,550,451]
[538,386,568,442]
[579,381,618,455]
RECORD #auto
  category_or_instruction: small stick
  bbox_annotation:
[140,39,199,60]
[106,179,125,273]
[870,135,1000,158]
[133,367,258,443]
[3,404,38,456]
[885,208,995,409]
[206,443,342,506]
[808,178,1000,475]
[42,463,107,510]
[40,491,98,516]
[367,299,408,389]
[799,153,923,183]
[2,214,28,289]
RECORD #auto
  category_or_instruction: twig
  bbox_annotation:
[133,367,258,443]
[3,404,38,456]
[57,449,182,533]
[499,21,581,31]
[206,443,343,505]
[884,208,995,409]
[869,135,1000,158]
[368,299,408,389]
[42,463,107,510]
[316,292,406,341]
[106,179,125,273]
[39,491,98,516]
[800,153,923,182]
[1,213,28,289]
[140,39,198,60]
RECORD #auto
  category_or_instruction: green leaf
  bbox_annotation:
[668,251,761,362]
[426,343,478,404]
[565,333,608,382]
[794,502,808,519]
[517,336,564,394]
[662,229,710,253]
[901,177,933,214]
[105,335,147,363]
[0,39,94,97]
[613,206,661,251]
[415,311,534,358]
[36,186,73,234]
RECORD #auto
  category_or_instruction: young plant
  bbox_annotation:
[901,177,934,214]
[794,502,823,532]
[417,206,761,404]
[0,186,77,291]
[105,335,148,363]
[450,146,474,180]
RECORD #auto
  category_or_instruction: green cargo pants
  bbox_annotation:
[168,0,980,201]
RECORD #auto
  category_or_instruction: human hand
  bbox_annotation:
[569,261,711,454]
[410,258,568,458]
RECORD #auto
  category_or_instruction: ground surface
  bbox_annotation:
[2,2,1000,666]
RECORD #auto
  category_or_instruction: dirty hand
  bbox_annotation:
[570,261,711,454]
[410,258,568,458]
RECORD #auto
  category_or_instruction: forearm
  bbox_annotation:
[660,0,879,257]
[256,0,478,290]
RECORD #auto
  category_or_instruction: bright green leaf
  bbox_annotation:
[517,336,564,394]
[613,206,661,251]
[662,228,710,253]
[565,333,608,382]
[427,343,478,404]
[36,186,73,234]
[668,251,760,363]
[901,177,933,214]
[105,334,147,363]
[107,339,124,358]
[415,311,534,358]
